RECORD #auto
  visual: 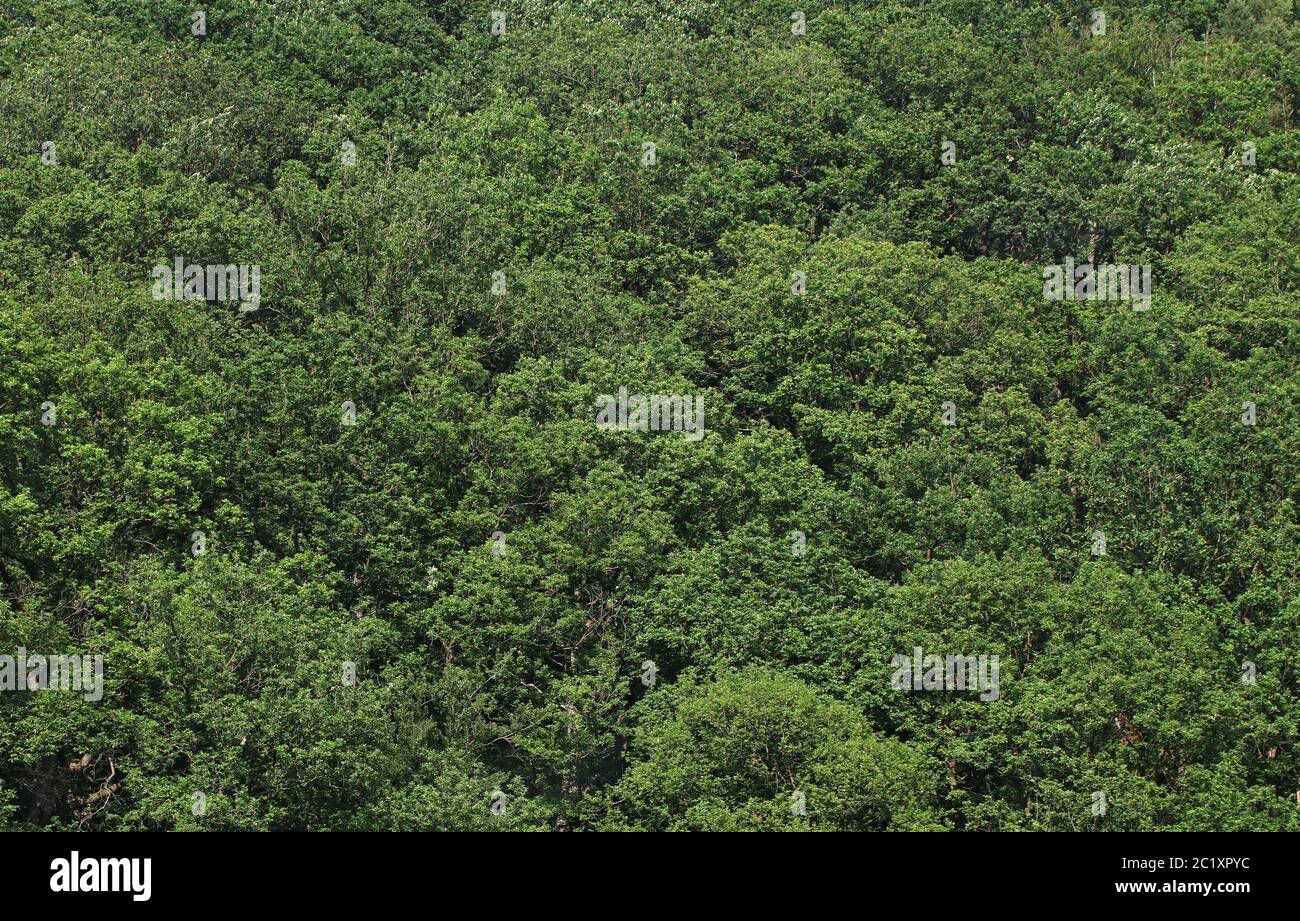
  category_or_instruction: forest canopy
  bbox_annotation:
[0,0,1298,831]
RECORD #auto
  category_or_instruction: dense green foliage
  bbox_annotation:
[1,0,1298,831]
